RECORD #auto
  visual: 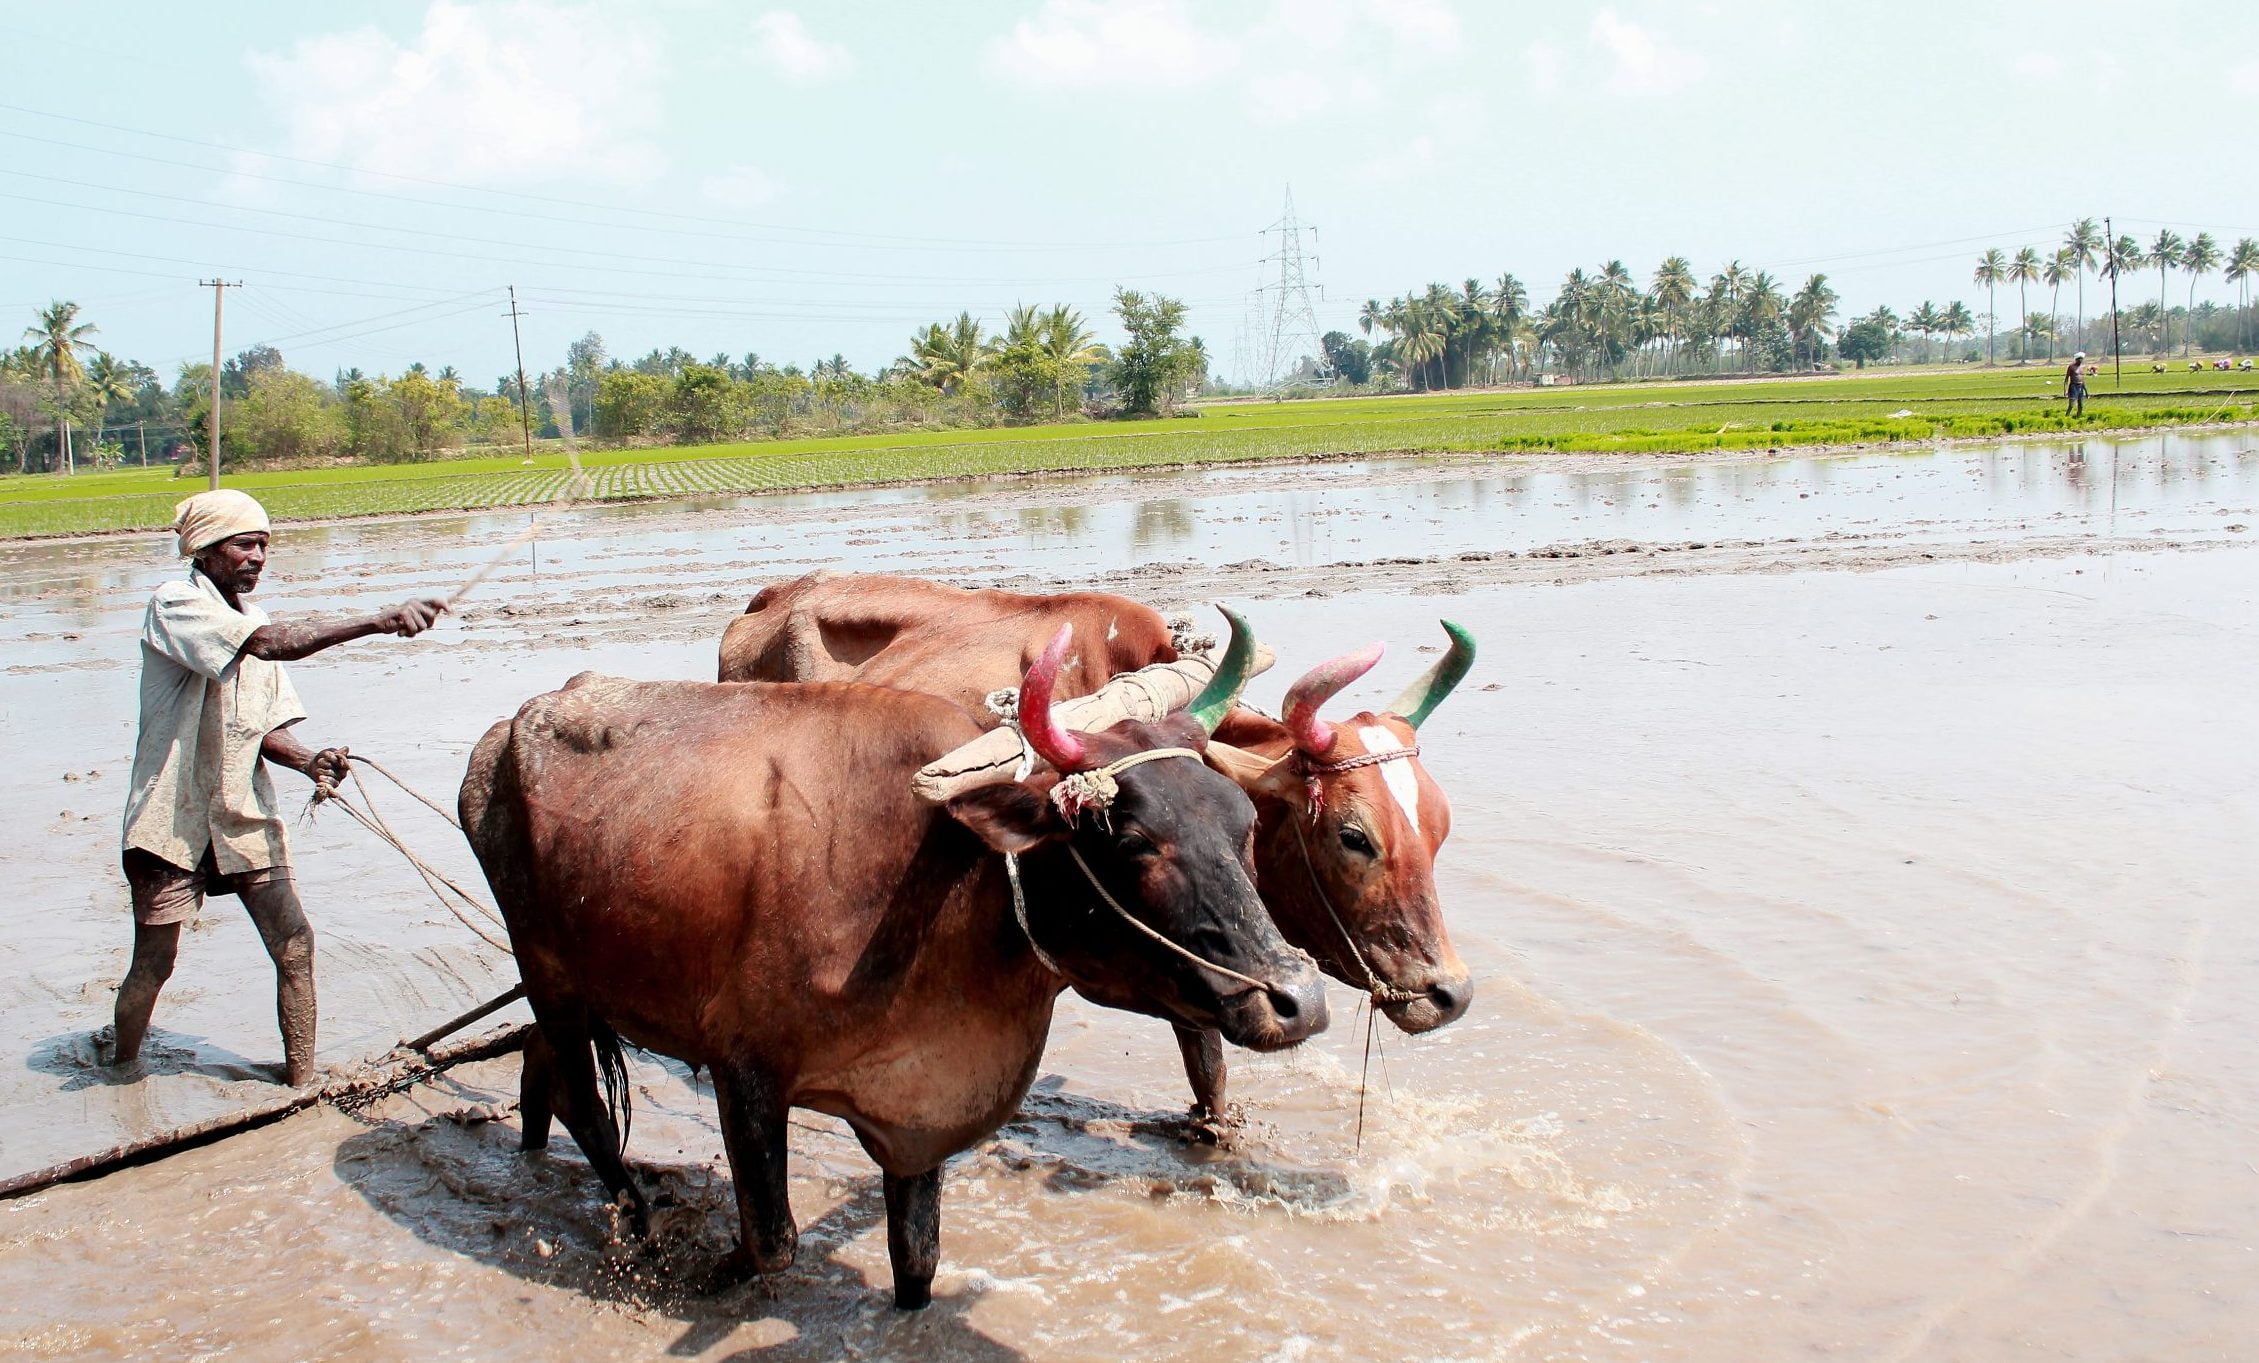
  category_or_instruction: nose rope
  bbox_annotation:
[1066,843,1283,995]
[1289,790,1425,1007]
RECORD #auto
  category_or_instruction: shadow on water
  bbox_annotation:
[27,1026,282,1092]
[330,1092,1029,1362]
[327,1064,1357,1359]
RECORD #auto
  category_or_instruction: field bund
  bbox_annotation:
[5,366,2257,538]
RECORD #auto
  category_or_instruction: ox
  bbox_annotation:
[719,572,1474,1121]
[459,626,1326,1309]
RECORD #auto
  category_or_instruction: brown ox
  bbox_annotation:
[720,571,1177,717]
[717,572,1474,1120]
[459,629,1326,1309]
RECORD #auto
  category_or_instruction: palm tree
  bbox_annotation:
[2042,248,2073,361]
[1488,274,1528,381]
[1907,301,1944,363]
[2226,238,2259,351]
[2008,247,2042,361]
[1973,249,2007,364]
[2146,230,2185,355]
[904,311,991,394]
[2181,231,2220,357]
[1788,274,1838,369]
[1941,301,1976,361]
[1037,304,1102,418]
[2065,218,2102,355]
[1650,256,1696,373]
[23,300,97,474]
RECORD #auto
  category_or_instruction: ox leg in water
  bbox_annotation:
[517,1029,557,1151]
[708,1060,798,1282]
[1172,1023,1229,1121]
[883,1166,944,1311]
[524,999,649,1236]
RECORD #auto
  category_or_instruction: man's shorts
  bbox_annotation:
[123,848,294,927]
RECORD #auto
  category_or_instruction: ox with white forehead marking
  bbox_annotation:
[1355,723,1423,832]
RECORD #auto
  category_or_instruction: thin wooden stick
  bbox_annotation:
[447,521,543,608]
[404,983,526,1054]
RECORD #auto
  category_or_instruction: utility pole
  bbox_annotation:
[504,286,534,461]
[200,279,239,489]
[2104,216,2122,386]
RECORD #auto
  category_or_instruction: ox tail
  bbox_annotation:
[589,1015,634,1152]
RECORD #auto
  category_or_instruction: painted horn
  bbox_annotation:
[1185,603,1256,734]
[1386,620,1477,730]
[1019,623,1091,773]
[1283,642,1385,757]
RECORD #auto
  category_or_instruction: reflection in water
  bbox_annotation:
[1131,499,1196,550]
[4,433,2255,630]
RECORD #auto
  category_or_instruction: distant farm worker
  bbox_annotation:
[106,490,449,1086]
[2065,351,2088,417]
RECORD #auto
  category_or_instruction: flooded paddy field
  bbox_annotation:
[2,434,2255,1360]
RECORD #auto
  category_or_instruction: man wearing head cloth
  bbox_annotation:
[108,489,448,1086]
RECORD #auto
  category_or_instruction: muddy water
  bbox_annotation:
[2,435,2256,1360]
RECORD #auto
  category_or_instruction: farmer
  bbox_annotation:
[2065,351,2088,417]
[107,489,448,1086]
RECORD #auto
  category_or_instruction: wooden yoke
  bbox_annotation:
[911,642,1273,802]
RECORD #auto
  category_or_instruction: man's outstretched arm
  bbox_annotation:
[242,597,448,662]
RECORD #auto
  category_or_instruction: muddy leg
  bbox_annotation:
[1173,1024,1229,1120]
[243,877,316,1087]
[526,999,648,1236]
[706,1059,798,1287]
[110,921,182,1066]
[518,1027,556,1151]
[883,1166,943,1311]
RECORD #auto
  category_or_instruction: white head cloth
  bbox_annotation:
[173,490,270,558]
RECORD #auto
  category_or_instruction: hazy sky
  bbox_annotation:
[4,1,2256,385]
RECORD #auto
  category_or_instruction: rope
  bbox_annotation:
[310,760,512,956]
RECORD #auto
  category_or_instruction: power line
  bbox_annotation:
[0,106,1247,254]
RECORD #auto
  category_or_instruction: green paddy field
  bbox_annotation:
[6,365,2255,539]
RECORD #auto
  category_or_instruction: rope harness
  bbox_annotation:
[1290,743,1425,1007]
[310,756,513,955]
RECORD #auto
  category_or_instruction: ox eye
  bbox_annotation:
[1117,829,1156,857]
[1338,825,1375,857]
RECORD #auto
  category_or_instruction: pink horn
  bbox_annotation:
[1020,624,1091,773]
[1282,642,1385,756]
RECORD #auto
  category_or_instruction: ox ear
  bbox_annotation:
[1204,741,1303,802]
[946,777,1066,855]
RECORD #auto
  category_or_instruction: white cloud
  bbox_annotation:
[245,1,662,186]
[2235,59,2259,95]
[698,164,783,211]
[749,11,852,84]
[987,0,1230,90]
[1589,8,1707,97]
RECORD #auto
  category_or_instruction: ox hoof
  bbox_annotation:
[1187,1103,1245,1147]
[893,1278,934,1311]
[700,1243,794,1296]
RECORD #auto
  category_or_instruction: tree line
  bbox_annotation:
[2,289,1207,474]
[1320,219,2259,390]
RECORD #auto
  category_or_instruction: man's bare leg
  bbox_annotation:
[243,879,317,1086]
[111,921,182,1066]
